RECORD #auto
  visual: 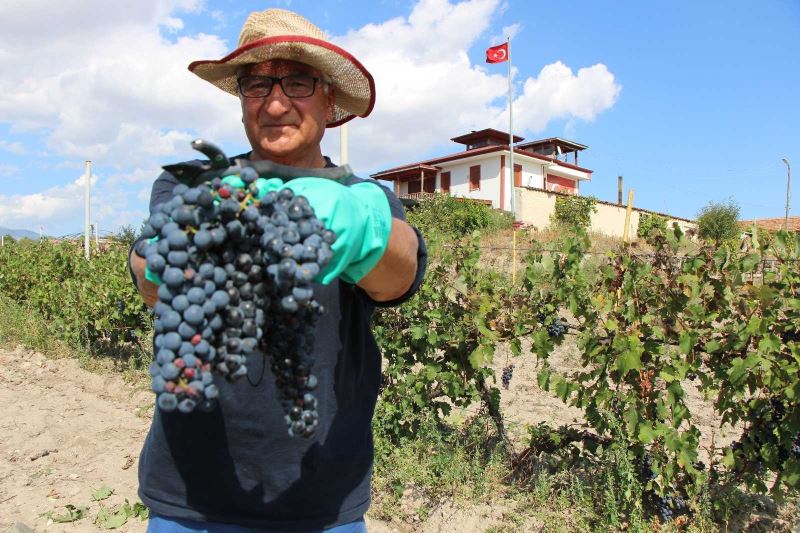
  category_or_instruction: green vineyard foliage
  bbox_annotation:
[0,239,151,358]
[374,223,800,520]
[1,223,798,523]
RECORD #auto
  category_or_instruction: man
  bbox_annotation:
[129,9,426,533]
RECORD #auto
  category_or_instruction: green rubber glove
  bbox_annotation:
[281,178,393,285]
[222,175,283,199]
[143,237,163,285]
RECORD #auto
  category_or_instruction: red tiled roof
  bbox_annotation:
[450,128,524,145]
[739,216,800,232]
[371,145,593,179]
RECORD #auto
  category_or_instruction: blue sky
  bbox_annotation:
[0,0,797,234]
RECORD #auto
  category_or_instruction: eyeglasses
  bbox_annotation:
[237,74,326,99]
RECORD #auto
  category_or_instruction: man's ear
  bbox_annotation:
[326,86,336,122]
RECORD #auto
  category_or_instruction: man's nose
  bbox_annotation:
[262,84,293,115]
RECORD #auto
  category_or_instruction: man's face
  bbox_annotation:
[239,59,334,167]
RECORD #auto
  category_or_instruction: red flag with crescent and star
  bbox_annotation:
[485,43,508,63]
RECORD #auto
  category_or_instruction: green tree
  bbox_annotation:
[696,199,741,245]
[551,195,598,230]
[112,225,138,247]
[637,212,668,241]
[407,194,512,238]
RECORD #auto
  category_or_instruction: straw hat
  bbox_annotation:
[189,9,375,127]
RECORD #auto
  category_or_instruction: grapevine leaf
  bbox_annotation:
[91,486,114,501]
[679,332,695,355]
[638,424,656,444]
[727,358,746,385]
[96,508,128,529]
[468,344,489,369]
[616,343,643,377]
[47,504,89,523]
[537,368,551,391]
[704,339,721,353]
[741,253,761,272]
[410,326,426,340]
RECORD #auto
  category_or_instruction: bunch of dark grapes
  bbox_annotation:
[136,165,333,438]
[501,364,515,389]
[655,494,687,523]
[642,480,688,522]
[546,318,568,338]
[727,395,795,473]
[639,452,656,483]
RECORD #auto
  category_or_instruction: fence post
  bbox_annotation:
[623,189,634,243]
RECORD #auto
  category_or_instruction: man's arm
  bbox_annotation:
[356,218,419,302]
[129,170,181,308]
[130,248,158,308]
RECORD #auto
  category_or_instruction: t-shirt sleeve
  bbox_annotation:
[355,180,427,308]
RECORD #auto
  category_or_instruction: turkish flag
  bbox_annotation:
[486,43,508,63]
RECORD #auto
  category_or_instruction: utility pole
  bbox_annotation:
[84,160,91,259]
[340,122,348,166]
[783,158,791,231]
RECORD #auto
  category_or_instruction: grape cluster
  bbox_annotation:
[727,395,800,474]
[655,494,687,523]
[639,452,656,483]
[501,364,514,390]
[546,318,568,338]
[639,453,691,522]
[137,165,333,437]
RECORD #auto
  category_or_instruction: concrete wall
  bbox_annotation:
[515,187,695,238]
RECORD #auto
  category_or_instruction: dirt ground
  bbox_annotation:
[0,342,796,533]
[0,346,510,533]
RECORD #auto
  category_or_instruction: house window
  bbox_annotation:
[514,164,522,187]
[407,179,421,194]
[423,175,435,193]
[440,171,451,193]
[469,165,481,191]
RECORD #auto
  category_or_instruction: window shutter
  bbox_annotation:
[440,171,451,193]
[423,175,435,193]
[469,165,481,191]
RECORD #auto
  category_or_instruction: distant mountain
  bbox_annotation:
[0,227,40,240]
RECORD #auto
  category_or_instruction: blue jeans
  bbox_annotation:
[147,513,367,533]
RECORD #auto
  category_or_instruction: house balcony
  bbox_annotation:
[398,191,438,201]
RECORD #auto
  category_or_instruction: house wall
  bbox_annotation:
[392,152,590,209]
[440,156,502,208]
[515,187,696,238]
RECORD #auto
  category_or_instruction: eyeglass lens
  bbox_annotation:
[239,75,318,98]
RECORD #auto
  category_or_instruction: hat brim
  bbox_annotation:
[189,35,375,128]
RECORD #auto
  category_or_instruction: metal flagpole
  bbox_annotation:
[507,37,515,219]
[84,160,91,260]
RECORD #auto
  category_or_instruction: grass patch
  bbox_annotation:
[0,294,151,384]
[371,406,510,522]
[0,294,70,356]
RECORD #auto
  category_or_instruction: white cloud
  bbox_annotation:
[0,140,27,155]
[490,22,522,45]
[0,0,243,168]
[0,164,19,176]
[496,62,621,132]
[0,173,97,231]
[0,0,620,232]
[329,0,620,172]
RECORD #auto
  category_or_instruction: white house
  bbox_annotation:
[371,128,593,212]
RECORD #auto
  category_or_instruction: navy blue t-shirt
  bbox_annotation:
[136,154,427,530]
